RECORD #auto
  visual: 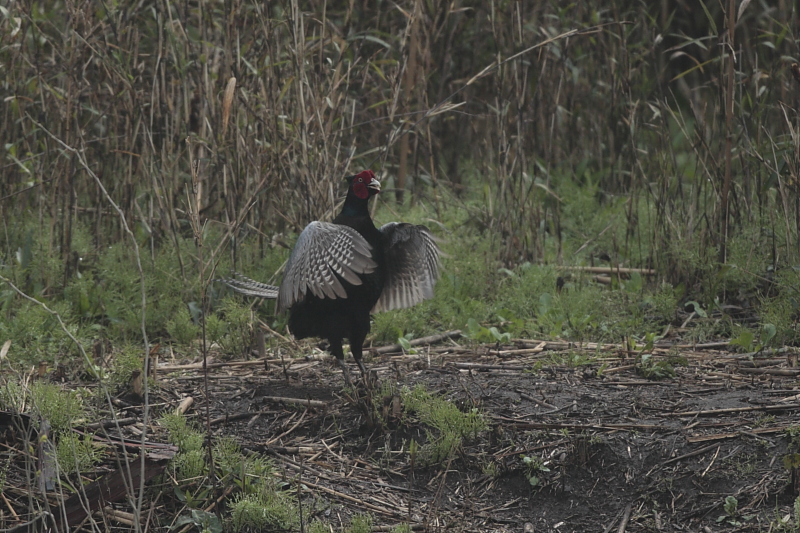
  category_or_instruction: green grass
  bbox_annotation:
[1,176,793,369]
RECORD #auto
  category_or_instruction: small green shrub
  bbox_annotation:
[167,306,200,346]
[229,488,299,532]
[162,415,207,483]
[402,385,486,465]
[108,345,144,388]
[212,436,244,476]
[0,381,26,412]
[645,281,681,325]
[63,273,104,319]
[0,457,9,492]
[794,495,800,529]
[56,432,104,475]
[759,271,800,347]
[347,514,373,533]
[0,300,82,365]
[207,298,253,358]
[160,413,204,453]
[174,449,208,481]
[29,382,86,431]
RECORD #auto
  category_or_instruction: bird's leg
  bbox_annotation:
[329,339,354,387]
[354,356,368,380]
[347,332,378,426]
[350,328,377,389]
[338,357,355,388]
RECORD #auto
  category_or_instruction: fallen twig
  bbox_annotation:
[668,403,800,417]
[559,266,656,276]
[686,426,788,443]
[663,443,719,465]
[260,396,327,408]
[370,330,462,354]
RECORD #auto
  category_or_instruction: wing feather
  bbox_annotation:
[372,223,442,313]
[278,221,377,312]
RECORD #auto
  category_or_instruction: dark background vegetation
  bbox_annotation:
[1,0,799,359]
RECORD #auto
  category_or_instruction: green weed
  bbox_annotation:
[346,514,373,533]
[166,306,200,346]
[229,488,299,533]
[206,298,253,359]
[108,345,145,389]
[160,413,204,453]
[636,353,679,380]
[29,382,86,432]
[0,299,84,365]
[521,454,551,488]
[56,432,104,476]
[402,385,486,466]
[0,458,8,492]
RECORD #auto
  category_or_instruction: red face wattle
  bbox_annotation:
[352,170,380,199]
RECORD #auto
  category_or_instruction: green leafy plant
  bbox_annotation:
[521,454,551,488]
[636,353,678,380]
[730,328,756,352]
[397,333,416,354]
[466,318,511,343]
[173,510,223,533]
[716,495,755,527]
[717,496,741,526]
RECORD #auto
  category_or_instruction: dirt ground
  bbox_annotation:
[4,337,800,533]
[166,338,800,533]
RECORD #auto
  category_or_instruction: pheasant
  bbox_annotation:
[220,170,441,384]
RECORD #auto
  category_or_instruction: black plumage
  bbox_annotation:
[220,170,441,384]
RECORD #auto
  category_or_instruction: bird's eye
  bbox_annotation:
[358,178,363,183]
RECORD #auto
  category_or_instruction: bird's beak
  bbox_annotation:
[368,178,381,193]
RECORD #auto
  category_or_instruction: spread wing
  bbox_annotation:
[372,223,441,313]
[278,221,377,312]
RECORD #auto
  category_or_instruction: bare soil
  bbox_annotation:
[175,340,800,532]
[4,338,800,533]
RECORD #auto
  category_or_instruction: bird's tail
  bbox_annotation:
[216,273,279,299]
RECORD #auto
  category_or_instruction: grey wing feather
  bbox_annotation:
[217,273,279,299]
[278,221,377,312]
[372,222,441,313]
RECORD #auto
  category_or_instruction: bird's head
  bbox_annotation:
[349,170,381,200]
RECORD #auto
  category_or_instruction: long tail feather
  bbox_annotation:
[216,273,279,299]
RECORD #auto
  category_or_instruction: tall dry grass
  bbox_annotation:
[1,0,798,284]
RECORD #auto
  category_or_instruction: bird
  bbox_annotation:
[219,169,441,385]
